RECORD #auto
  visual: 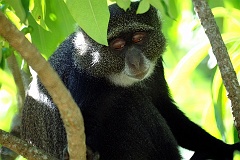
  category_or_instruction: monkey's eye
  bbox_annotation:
[132,32,146,44]
[110,38,126,50]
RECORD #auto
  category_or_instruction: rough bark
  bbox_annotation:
[192,0,240,136]
[0,130,57,160]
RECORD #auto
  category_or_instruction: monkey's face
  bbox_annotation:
[73,3,166,87]
[106,31,156,86]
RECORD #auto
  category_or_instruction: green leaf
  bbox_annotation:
[2,48,12,59]
[28,0,75,58]
[212,80,226,139]
[0,4,9,12]
[21,26,33,34]
[64,0,109,46]
[168,32,240,90]
[5,0,26,22]
[21,0,30,15]
[0,69,16,91]
[29,0,49,30]
[116,0,131,11]
[160,0,171,17]
[168,42,210,89]
[149,0,171,18]
[137,0,150,14]
[201,103,222,139]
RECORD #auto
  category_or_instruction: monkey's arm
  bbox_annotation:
[149,60,239,159]
[159,100,240,159]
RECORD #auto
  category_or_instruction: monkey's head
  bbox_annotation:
[73,2,166,87]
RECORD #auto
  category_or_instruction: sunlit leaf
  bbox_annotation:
[0,68,18,131]
[5,9,21,28]
[29,0,49,30]
[64,0,109,46]
[234,152,240,160]
[28,0,75,58]
[169,32,240,90]
[202,103,222,139]
[5,0,26,22]
[213,7,240,27]
[233,53,240,69]
[137,0,150,14]
[212,69,222,105]
[168,42,210,89]
[21,0,30,17]
[15,156,27,160]
[0,87,17,131]
[222,32,240,43]
[214,83,226,139]
[228,40,240,54]
[0,69,16,94]
[116,0,131,11]
[149,0,171,18]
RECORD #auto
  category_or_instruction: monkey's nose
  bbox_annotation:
[129,56,140,70]
[126,49,143,70]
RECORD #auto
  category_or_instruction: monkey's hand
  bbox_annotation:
[62,145,100,160]
[87,146,100,160]
[190,142,240,160]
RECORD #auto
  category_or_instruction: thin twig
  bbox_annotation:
[7,51,25,107]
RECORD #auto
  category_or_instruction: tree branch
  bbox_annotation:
[0,129,57,160]
[192,0,240,136]
[7,51,25,106]
[0,11,86,159]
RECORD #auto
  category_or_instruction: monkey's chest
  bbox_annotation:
[82,90,180,160]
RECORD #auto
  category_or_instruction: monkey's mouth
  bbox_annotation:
[127,69,149,80]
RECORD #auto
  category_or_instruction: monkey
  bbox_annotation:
[21,1,240,160]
